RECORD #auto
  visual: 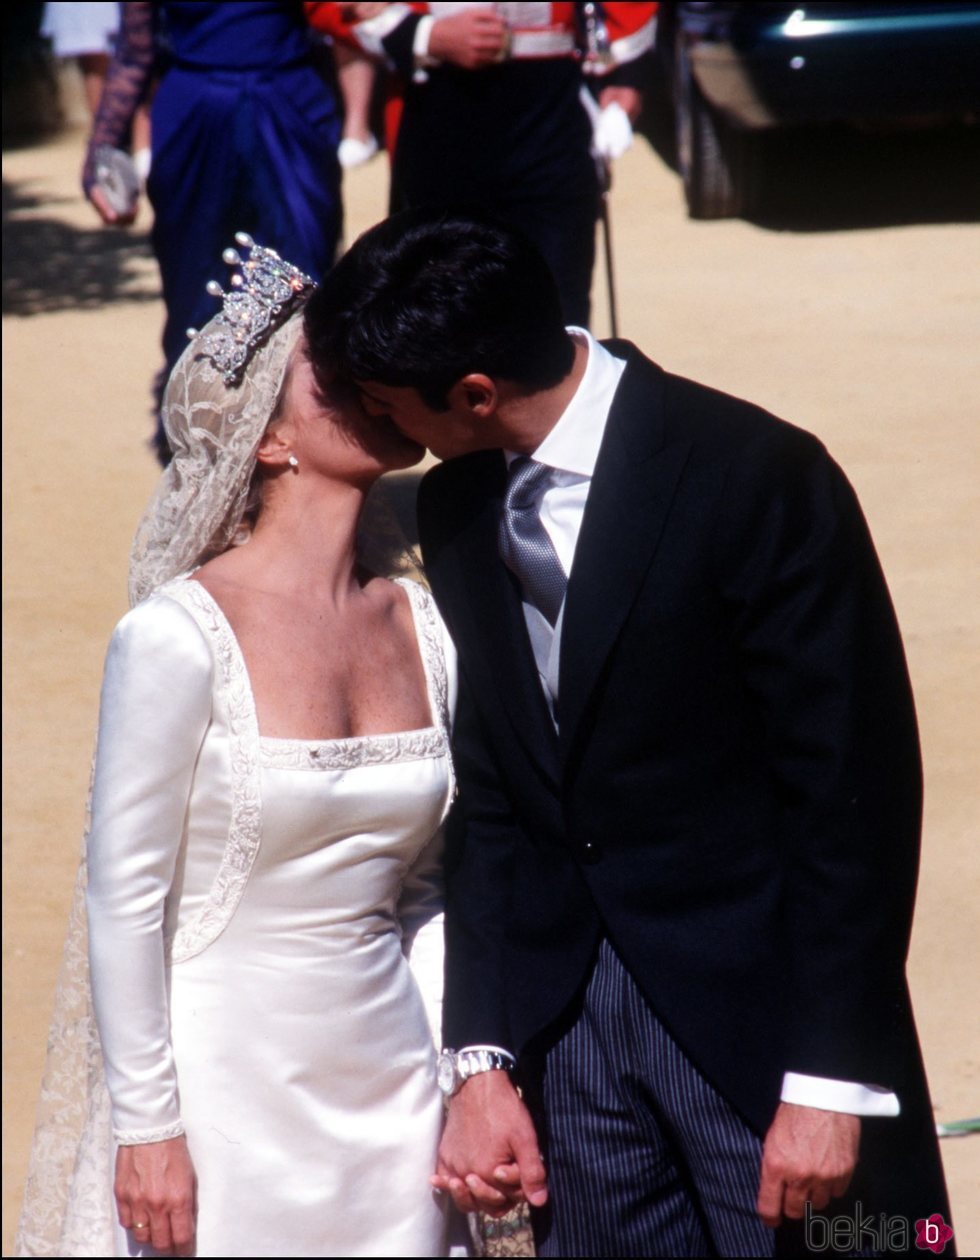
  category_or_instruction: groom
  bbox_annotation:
[305,211,951,1256]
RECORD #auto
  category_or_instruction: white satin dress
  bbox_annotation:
[85,576,458,1258]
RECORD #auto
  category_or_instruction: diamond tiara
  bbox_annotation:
[186,233,316,385]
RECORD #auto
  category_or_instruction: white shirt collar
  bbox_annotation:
[505,327,626,478]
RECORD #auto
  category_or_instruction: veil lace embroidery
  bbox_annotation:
[128,312,304,608]
[15,769,115,1257]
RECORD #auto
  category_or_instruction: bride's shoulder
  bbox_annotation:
[108,579,215,669]
[99,583,215,721]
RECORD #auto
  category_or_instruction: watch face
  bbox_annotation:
[437,1053,458,1096]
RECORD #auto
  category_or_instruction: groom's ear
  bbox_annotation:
[454,374,498,418]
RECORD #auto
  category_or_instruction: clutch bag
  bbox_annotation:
[92,145,140,217]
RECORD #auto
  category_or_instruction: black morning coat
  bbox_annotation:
[417,342,952,1242]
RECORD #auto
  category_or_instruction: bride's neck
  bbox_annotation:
[242,476,369,601]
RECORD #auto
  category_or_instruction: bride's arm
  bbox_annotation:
[86,596,213,1251]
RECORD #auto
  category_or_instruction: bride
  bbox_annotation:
[17,239,460,1258]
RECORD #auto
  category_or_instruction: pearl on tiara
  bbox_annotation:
[187,233,316,385]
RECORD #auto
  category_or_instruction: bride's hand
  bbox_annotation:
[115,1135,197,1256]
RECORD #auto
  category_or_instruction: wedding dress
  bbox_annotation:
[17,575,458,1258]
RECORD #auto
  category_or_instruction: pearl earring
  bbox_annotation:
[287,455,299,469]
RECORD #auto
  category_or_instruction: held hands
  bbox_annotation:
[431,1071,548,1216]
[115,1135,197,1256]
[756,1103,860,1228]
[429,8,509,70]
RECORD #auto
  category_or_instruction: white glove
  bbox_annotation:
[593,101,634,161]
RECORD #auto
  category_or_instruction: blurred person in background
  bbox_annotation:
[309,0,657,327]
[335,37,381,167]
[83,1,343,465]
[43,1,152,175]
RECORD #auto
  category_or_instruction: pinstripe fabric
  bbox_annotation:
[525,940,775,1258]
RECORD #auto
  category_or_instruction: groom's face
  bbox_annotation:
[355,380,488,461]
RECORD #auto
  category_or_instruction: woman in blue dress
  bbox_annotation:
[84,1,342,462]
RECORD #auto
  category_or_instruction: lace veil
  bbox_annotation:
[16,286,308,1257]
[15,766,115,1257]
[128,307,306,607]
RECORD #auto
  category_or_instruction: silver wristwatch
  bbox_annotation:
[437,1048,515,1097]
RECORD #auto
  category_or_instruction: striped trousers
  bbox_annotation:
[522,939,775,1258]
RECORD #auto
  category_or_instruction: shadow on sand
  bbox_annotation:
[747,123,980,232]
[2,175,158,316]
[636,87,980,232]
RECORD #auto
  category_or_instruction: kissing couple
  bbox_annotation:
[18,211,950,1259]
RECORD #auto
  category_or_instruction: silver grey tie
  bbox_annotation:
[499,457,567,626]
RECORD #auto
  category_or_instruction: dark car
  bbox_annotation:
[657,1,980,217]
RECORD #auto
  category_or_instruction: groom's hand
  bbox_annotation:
[756,1102,860,1228]
[431,1071,548,1216]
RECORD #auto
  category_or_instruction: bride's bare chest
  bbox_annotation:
[233,604,433,742]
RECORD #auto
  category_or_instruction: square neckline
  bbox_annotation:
[186,575,444,750]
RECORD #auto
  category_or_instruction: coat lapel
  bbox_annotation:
[558,348,692,760]
[447,457,562,789]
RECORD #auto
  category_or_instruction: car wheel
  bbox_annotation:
[675,37,758,219]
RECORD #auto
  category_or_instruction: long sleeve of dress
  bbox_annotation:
[86,596,213,1144]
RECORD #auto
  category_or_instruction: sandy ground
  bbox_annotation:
[3,112,978,1254]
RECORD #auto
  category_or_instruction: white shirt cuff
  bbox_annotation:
[455,1043,516,1067]
[413,14,438,75]
[781,1071,900,1117]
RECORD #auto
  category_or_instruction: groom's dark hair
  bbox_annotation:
[305,208,574,410]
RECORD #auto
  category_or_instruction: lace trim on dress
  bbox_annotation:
[114,1120,186,1147]
[260,728,447,771]
[395,578,447,724]
[156,579,264,966]
[394,578,456,802]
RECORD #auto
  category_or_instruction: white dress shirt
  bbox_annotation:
[483,328,899,1118]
